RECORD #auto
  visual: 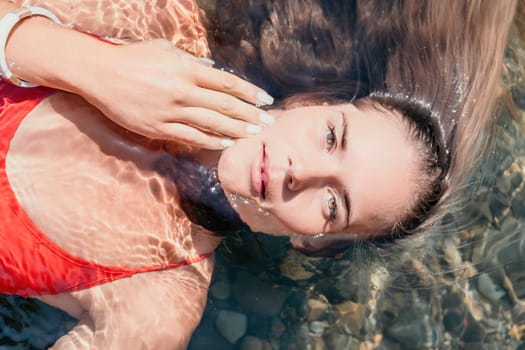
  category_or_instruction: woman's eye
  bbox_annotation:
[326,123,337,151]
[328,193,338,222]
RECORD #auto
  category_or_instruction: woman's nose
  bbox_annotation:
[286,156,325,192]
[287,167,302,192]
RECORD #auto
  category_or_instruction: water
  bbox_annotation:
[1,3,525,350]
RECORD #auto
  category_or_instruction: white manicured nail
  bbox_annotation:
[199,57,215,66]
[221,139,235,148]
[256,92,274,105]
[259,112,275,125]
[246,124,262,134]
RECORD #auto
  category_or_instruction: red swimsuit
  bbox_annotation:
[0,82,211,297]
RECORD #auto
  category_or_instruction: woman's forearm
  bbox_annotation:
[1,1,114,95]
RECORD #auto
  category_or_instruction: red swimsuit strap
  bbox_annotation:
[0,82,212,297]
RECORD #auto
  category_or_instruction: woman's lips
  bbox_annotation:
[251,143,270,199]
[261,144,270,199]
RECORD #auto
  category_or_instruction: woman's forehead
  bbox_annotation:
[340,107,418,234]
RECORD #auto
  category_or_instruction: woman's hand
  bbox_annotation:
[80,39,275,149]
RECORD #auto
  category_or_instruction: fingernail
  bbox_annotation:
[256,91,274,105]
[199,57,215,66]
[259,112,275,125]
[246,124,262,134]
[221,139,235,148]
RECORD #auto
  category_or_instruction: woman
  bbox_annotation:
[0,0,516,349]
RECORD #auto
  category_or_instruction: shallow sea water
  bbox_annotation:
[1,3,525,350]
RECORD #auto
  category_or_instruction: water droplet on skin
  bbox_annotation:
[229,193,253,205]
[257,207,270,216]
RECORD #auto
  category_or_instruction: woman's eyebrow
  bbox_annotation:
[341,112,348,150]
[343,190,351,230]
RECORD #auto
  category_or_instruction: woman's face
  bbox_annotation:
[217,103,419,238]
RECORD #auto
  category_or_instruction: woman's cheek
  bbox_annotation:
[269,206,324,235]
[243,210,289,235]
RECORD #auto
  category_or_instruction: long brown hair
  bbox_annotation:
[203,0,517,254]
[203,0,370,98]
[382,0,517,236]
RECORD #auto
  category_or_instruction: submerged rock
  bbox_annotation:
[216,310,247,344]
[241,336,265,350]
[306,298,329,322]
[385,312,442,349]
[334,300,366,334]
[210,280,232,301]
[476,273,507,304]
[232,271,288,317]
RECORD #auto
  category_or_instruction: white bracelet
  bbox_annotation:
[0,6,62,87]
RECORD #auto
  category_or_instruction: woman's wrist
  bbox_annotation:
[0,6,63,87]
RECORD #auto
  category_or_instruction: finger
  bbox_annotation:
[138,40,216,67]
[195,66,274,107]
[159,123,235,150]
[183,86,275,127]
[164,45,215,67]
[197,57,215,67]
[174,107,263,138]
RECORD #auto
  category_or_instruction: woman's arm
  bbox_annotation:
[50,259,214,350]
[50,313,94,350]
[0,0,275,149]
